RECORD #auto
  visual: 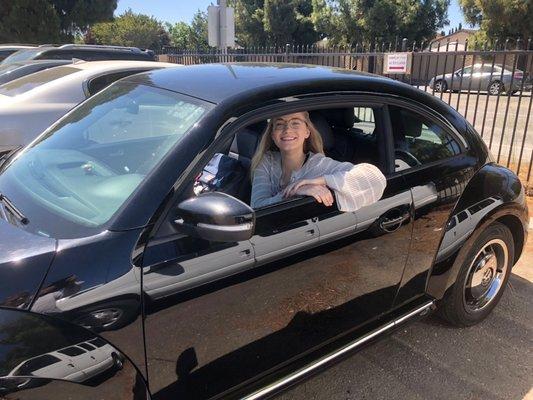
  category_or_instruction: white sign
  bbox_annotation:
[384,53,411,74]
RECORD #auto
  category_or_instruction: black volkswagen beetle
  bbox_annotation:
[0,64,528,399]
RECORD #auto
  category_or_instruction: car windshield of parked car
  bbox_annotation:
[1,48,43,65]
[0,82,209,237]
[0,66,80,96]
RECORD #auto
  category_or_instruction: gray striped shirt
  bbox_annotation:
[251,151,387,211]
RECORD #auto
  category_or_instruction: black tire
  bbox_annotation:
[488,80,503,95]
[439,222,514,327]
[434,80,447,92]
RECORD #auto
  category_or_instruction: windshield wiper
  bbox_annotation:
[0,145,23,170]
[0,193,29,225]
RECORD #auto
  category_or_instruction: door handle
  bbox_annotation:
[380,212,410,232]
[305,229,316,237]
[239,249,251,258]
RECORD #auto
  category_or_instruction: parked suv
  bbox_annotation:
[1,44,155,65]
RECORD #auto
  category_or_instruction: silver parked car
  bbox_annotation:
[429,63,532,95]
[0,60,178,156]
[0,59,72,85]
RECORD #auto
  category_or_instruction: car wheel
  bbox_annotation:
[434,80,447,92]
[488,81,503,95]
[112,353,124,370]
[439,222,514,327]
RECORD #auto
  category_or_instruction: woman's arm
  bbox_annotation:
[284,156,387,212]
[250,159,285,208]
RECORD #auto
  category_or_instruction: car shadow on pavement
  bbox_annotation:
[279,273,532,400]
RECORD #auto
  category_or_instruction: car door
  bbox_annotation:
[387,103,478,306]
[454,66,472,91]
[141,100,414,400]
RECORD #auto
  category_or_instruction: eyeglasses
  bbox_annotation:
[273,118,306,132]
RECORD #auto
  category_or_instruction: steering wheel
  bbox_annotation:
[395,149,421,167]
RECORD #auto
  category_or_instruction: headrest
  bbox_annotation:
[309,111,334,150]
[327,108,355,129]
[230,128,260,168]
[402,112,423,138]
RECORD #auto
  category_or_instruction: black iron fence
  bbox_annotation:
[161,39,533,189]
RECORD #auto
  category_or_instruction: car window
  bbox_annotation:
[87,70,151,96]
[1,48,42,64]
[0,83,210,234]
[89,338,108,348]
[461,66,472,74]
[15,355,61,375]
[0,66,79,96]
[391,107,462,171]
[353,107,375,135]
[58,346,85,356]
[480,66,494,73]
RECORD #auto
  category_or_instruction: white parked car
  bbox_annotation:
[0,60,179,155]
[4,337,123,391]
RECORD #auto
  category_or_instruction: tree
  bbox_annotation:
[311,0,449,47]
[0,0,60,43]
[230,0,320,47]
[49,0,117,40]
[89,9,170,51]
[459,0,532,42]
[167,11,210,50]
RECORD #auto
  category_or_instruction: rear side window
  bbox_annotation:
[58,346,85,356]
[16,355,61,375]
[353,107,375,135]
[87,70,150,96]
[0,66,79,96]
[391,107,461,171]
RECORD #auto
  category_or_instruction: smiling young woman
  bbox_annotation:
[250,111,387,211]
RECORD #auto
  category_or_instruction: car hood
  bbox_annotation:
[0,218,57,309]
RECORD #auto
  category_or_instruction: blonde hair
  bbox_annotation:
[250,111,324,173]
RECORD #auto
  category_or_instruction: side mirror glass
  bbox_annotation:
[174,192,255,242]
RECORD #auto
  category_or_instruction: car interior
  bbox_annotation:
[193,107,385,207]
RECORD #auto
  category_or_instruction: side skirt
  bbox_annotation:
[232,298,435,400]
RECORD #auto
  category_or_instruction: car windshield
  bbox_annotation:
[0,82,209,238]
[1,48,42,64]
[0,66,80,96]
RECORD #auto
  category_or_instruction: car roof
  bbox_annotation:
[126,62,435,106]
[0,61,179,101]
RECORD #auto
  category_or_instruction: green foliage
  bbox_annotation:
[89,9,170,51]
[49,0,117,40]
[0,0,116,43]
[312,0,450,47]
[459,0,532,42]
[0,0,60,43]
[167,11,210,50]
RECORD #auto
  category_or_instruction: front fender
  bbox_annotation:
[0,307,149,400]
[426,163,528,300]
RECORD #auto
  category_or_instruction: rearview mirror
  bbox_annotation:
[174,192,255,242]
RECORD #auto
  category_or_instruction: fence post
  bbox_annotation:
[285,43,290,63]
[401,38,408,52]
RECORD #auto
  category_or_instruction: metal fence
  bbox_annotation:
[161,39,533,189]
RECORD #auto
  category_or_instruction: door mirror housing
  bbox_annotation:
[174,192,255,242]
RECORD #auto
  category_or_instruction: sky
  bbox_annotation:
[116,0,467,30]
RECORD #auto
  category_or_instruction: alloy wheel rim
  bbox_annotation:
[489,82,501,95]
[463,239,508,312]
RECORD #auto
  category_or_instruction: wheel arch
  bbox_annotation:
[426,163,528,300]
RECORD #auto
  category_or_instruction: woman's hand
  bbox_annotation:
[282,176,327,198]
[288,184,334,206]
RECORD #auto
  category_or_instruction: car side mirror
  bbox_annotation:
[174,192,255,242]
